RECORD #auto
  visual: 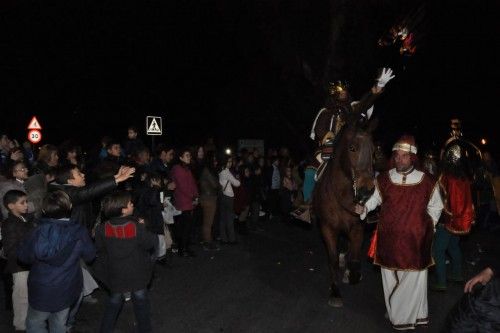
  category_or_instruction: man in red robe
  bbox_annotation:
[356,135,444,330]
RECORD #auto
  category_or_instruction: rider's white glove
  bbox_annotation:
[376,68,395,88]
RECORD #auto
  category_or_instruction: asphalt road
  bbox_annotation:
[1,218,498,333]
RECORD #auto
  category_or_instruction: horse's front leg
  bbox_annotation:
[321,225,343,307]
[346,222,364,285]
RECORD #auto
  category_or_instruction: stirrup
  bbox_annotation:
[314,160,329,181]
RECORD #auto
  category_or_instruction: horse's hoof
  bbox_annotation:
[328,298,343,308]
[338,252,346,269]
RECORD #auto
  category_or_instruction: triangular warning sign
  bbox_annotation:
[147,118,161,134]
[28,116,42,130]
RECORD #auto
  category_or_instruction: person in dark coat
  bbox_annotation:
[247,165,265,231]
[1,190,35,331]
[122,126,145,159]
[94,190,157,333]
[150,144,175,178]
[91,140,124,181]
[444,262,500,332]
[17,190,96,333]
[136,173,169,263]
[49,164,135,232]
[136,173,164,235]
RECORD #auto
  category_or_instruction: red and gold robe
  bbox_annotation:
[439,174,475,234]
[372,170,438,270]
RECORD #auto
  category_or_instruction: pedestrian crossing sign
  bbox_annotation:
[27,116,42,130]
[146,116,162,136]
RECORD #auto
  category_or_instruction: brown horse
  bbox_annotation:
[313,120,376,308]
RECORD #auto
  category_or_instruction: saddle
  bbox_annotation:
[314,132,337,181]
[321,137,335,161]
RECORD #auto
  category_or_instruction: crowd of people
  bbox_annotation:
[0,128,308,332]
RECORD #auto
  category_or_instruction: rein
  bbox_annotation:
[351,167,358,200]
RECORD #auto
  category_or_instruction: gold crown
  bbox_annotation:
[328,81,349,95]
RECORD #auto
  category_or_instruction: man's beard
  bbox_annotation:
[396,164,413,173]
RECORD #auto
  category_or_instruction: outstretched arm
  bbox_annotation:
[352,68,396,116]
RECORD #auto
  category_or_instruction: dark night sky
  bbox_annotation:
[1,0,498,157]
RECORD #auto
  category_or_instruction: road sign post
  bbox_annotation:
[146,116,163,152]
[27,116,43,144]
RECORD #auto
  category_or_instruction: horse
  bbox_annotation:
[312,119,376,308]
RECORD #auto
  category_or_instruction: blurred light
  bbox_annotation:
[481,138,487,145]
[225,148,231,155]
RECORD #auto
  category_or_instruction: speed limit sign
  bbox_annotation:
[28,129,42,144]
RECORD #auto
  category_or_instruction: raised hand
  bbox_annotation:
[376,68,395,88]
[114,166,136,183]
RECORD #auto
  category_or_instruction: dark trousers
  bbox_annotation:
[248,201,261,229]
[267,189,280,217]
[191,205,203,243]
[100,289,152,333]
[173,210,194,252]
[219,195,236,242]
[433,224,462,286]
[1,270,13,310]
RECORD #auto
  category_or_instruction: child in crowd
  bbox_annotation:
[136,172,169,263]
[1,190,35,331]
[94,191,157,333]
[17,190,95,333]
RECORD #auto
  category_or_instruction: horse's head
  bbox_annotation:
[340,121,376,204]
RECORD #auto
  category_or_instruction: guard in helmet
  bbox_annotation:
[431,119,477,291]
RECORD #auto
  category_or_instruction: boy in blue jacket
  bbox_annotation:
[17,190,95,333]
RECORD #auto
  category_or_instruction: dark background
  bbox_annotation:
[1,0,498,157]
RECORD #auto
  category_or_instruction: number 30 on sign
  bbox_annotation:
[28,129,42,144]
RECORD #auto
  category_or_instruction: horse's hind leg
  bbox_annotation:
[321,225,343,307]
[346,223,364,285]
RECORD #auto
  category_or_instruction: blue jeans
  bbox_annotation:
[26,305,69,333]
[99,289,152,333]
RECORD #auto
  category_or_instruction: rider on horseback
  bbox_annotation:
[309,67,395,180]
[292,68,395,222]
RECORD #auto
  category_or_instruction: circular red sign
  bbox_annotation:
[28,129,42,144]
